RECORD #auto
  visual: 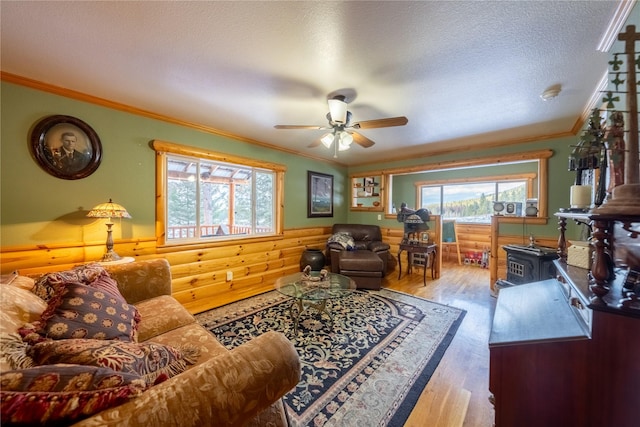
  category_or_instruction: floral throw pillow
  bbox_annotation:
[0,364,146,425]
[31,263,107,303]
[29,339,201,386]
[19,283,141,344]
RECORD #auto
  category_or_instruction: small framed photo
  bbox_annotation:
[30,115,102,180]
[308,171,333,218]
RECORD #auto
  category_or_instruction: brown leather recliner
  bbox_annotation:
[326,224,390,289]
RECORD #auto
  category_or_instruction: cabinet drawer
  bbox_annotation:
[568,283,592,334]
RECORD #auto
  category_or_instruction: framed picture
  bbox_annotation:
[30,115,102,180]
[308,171,333,217]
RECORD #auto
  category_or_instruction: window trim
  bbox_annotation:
[383,149,551,220]
[152,140,286,247]
[415,173,537,220]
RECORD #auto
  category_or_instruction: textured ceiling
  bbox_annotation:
[0,1,630,165]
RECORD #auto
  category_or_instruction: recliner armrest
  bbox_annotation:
[327,242,346,251]
[368,241,390,253]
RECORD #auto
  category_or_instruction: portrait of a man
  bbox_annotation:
[45,127,91,174]
[31,115,102,180]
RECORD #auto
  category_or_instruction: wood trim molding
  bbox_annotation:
[151,140,287,172]
[596,0,637,52]
[413,173,537,187]
[1,72,345,166]
[378,149,553,176]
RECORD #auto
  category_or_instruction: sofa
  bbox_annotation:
[326,224,391,290]
[0,258,301,426]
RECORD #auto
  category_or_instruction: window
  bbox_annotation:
[152,140,285,246]
[420,179,529,222]
[384,149,551,220]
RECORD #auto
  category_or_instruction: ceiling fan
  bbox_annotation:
[274,94,408,158]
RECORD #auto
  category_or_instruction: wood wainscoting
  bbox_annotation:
[2,216,561,312]
[4,223,446,314]
[1,227,332,314]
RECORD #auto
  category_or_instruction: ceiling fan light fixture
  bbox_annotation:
[338,131,353,151]
[340,131,353,145]
[328,98,347,124]
[320,132,334,148]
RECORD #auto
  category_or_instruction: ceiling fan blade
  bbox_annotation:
[352,116,408,129]
[274,124,326,130]
[308,139,322,148]
[352,132,375,148]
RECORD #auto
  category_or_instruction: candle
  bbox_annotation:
[570,185,592,209]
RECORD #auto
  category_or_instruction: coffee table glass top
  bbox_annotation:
[275,271,356,301]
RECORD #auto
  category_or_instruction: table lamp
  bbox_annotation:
[87,199,131,262]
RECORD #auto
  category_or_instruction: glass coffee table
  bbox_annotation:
[275,270,356,334]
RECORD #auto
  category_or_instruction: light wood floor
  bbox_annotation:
[384,261,496,427]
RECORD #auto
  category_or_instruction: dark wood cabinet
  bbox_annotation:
[489,279,590,427]
[489,213,640,427]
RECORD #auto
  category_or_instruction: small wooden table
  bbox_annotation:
[397,242,437,286]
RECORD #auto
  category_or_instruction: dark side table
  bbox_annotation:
[398,242,437,286]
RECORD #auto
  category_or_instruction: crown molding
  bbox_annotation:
[597,0,636,52]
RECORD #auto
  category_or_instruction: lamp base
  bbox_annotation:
[593,184,640,215]
[100,250,122,263]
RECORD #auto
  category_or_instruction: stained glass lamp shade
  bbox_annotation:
[87,199,131,262]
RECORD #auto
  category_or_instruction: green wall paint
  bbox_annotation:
[0,81,601,248]
[0,82,347,247]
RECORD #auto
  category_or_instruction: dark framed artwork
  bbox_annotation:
[30,115,102,180]
[308,171,334,217]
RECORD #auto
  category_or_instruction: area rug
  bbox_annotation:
[196,289,465,427]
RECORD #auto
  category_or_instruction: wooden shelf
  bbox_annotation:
[351,174,383,211]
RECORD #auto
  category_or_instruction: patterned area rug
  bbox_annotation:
[196,289,465,427]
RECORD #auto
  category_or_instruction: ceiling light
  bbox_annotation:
[320,132,334,148]
[540,84,562,101]
[338,131,353,151]
[340,131,353,145]
[328,97,347,124]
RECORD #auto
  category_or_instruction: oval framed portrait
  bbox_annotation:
[30,115,102,180]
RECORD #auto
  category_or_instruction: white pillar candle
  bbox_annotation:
[570,185,592,209]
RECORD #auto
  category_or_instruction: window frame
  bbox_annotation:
[415,173,536,221]
[383,149,552,221]
[152,140,286,247]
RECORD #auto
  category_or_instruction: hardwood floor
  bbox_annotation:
[385,261,496,427]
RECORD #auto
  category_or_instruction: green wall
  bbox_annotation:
[0,82,347,247]
[0,80,604,249]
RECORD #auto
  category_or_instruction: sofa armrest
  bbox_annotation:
[135,295,196,342]
[72,331,301,427]
[368,241,390,253]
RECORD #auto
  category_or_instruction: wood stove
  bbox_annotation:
[496,244,558,289]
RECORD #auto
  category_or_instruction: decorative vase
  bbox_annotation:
[300,248,325,271]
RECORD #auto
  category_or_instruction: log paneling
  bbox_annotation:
[2,228,332,314]
[1,218,451,313]
[455,223,491,259]
[4,216,559,308]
